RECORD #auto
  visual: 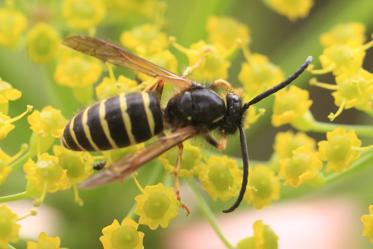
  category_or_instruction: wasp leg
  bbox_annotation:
[145,79,165,98]
[174,143,190,215]
[204,133,227,151]
[93,160,107,171]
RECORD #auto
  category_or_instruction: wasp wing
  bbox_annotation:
[63,36,193,89]
[79,126,199,188]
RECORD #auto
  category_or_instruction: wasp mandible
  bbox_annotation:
[61,35,312,212]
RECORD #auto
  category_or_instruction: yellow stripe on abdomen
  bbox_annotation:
[99,100,119,149]
[119,93,136,145]
[82,107,101,151]
[142,92,155,136]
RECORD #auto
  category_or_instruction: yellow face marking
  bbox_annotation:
[99,100,119,149]
[142,92,155,136]
[82,107,101,151]
[119,93,136,144]
[69,117,85,151]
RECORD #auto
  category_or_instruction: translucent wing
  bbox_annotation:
[79,126,199,188]
[63,35,193,89]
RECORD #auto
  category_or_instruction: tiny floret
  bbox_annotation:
[318,128,362,172]
[100,217,144,249]
[27,232,61,249]
[135,183,179,230]
[199,155,241,201]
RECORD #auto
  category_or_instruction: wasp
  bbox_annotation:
[61,35,312,212]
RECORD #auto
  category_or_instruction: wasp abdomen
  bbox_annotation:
[62,92,163,151]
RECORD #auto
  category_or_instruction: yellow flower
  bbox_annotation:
[272,86,312,127]
[135,183,179,230]
[318,41,372,75]
[206,16,250,50]
[0,78,22,114]
[0,205,20,249]
[53,146,93,183]
[264,0,313,21]
[104,0,164,20]
[26,23,60,63]
[120,24,169,56]
[54,50,103,88]
[239,54,284,98]
[24,153,70,203]
[361,205,373,244]
[245,165,280,209]
[174,40,231,82]
[0,105,33,140]
[243,106,266,129]
[320,22,366,48]
[199,155,241,201]
[332,69,373,112]
[62,0,106,30]
[159,142,202,177]
[96,75,138,100]
[279,147,322,187]
[0,149,12,184]
[100,217,144,249]
[27,232,61,249]
[318,128,361,172]
[236,220,278,249]
[28,106,67,138]
[0,7,27,47]
[274,131,315,159]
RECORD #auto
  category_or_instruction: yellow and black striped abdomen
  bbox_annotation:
[61,92,163,151]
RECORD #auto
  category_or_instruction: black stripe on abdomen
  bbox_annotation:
[148,92,164,135]
[87,103,112,150]
[126,92,151,143]
[62,122,80,150]
[73,112,94,151]
[105,96,131,147]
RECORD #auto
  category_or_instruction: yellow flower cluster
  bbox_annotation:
[199,155,241,201]
[160,142,201,177]
[27,232,61,249]
[264,0,314,21]
[245,165,280,209]
[62,0,106,30]
[309,22,373,120]
[0,79,32,140]
[239,53,284,98]
[0,205,20,249]
[26,23,60,63]
[0,6,27,47]
[272,85,312,127]
[236,220,278,249]
[362,205,373,244]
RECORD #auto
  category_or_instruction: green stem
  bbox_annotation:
[0,191,28,203]
[308,120,373,137]
[186,179,234,249]
[9,150,31,170]
[126,163,164,218]
[325,153,373,184]
[8,244,16,249]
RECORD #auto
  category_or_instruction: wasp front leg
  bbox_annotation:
[203,133,227,151]
[173,143,190,215]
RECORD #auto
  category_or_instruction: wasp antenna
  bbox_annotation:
[222,126,249,213]
[241,56,313,112]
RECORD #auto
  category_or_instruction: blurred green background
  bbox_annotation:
[0,0,373,248]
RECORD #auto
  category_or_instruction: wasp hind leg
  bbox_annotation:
[145,79,165,99]
[173,143,190,215]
